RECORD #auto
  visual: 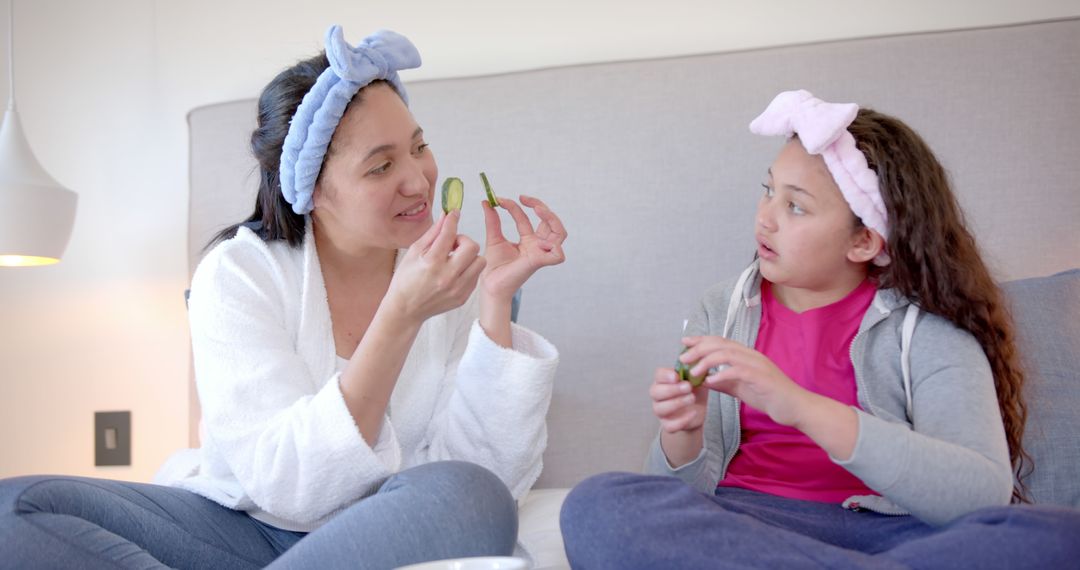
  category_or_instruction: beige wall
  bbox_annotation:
[2,0,1078,483]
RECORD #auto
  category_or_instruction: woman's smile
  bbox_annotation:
[394,200,429,222]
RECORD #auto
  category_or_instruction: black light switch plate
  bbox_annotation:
[95,411,131,466]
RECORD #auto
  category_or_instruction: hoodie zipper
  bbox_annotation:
[719,294,745,478]
[849,328,871,414]
[849,296,897,416]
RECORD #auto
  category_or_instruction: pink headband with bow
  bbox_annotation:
[750,90,890,266]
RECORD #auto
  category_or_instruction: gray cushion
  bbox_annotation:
[1003,269,1080,507]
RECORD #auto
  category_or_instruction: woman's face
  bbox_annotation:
[311,82,437,252]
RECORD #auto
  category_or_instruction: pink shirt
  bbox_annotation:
[717,279,879,503]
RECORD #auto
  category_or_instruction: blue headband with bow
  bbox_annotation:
[279,26,421,215]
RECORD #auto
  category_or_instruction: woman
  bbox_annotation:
[0,25,567,570]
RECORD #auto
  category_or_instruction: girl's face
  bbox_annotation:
[311,82,437,252]
[755,139,876,294]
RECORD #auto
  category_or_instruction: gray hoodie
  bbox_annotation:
[645,261,1013,526]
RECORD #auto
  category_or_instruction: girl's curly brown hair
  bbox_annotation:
[849,109,1030,502]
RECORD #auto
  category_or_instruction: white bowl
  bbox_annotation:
[394,556,528,570]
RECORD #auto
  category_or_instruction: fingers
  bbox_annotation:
[681,335,735,351]
[651,367,695,413]
[497,198,536,239]
[482,200,506,245]
[650,368,690,397]
[543,242,566,264]
[520,194,568,245]
[481,194,567,267]
[690,352,739,378]
[704,365,738,388]
[436,236,484,309]
[682,336,703,348]
[426,210,460,258]
[680,336,744,375]
[678,339,712,371]
[660,406,702,433]
[531,240,566,266]
[447,252,486,307]
[447,234,481,276]
[422,218,483,303]
[414,212,448,254]
[462,254,487,285]
[653,391,698,417]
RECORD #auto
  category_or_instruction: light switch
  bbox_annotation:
[95,411,131,466]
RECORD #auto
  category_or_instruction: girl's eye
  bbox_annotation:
[415,143,429,154]
[788,201,805,215]
[761,183,774,197]
[369,161,391,176]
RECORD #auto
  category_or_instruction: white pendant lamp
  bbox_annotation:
[0,0,76,267]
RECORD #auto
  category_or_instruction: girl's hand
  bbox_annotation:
[385,211,487,325]
[480,195,567,301]
[681,336,810,427]
[650,366,708,433]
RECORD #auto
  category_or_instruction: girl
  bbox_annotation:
[0,26,566,569]
[559,90,1079,568]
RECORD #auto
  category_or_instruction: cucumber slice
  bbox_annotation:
[675,348,706,387]
[441,177,464,214]
[479,172,500,207]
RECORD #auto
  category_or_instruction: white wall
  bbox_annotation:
[2,0,1078,483]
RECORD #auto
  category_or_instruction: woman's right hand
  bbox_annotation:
[385,211,487,325]
[650,366,708,433]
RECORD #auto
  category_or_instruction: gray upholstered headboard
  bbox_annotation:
[188,19,1080,488]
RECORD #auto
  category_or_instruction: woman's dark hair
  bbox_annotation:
[208,53,328,249]
[850,109,1031,502]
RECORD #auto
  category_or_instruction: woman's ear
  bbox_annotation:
[311,182,326,210]
[847,227,885,264]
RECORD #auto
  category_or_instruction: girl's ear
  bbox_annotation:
[847,226,885,264]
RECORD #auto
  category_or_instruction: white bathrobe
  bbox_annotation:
[175,225,559,532]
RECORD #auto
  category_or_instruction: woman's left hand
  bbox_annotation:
[480,194,567,300]
[681,335,811,427]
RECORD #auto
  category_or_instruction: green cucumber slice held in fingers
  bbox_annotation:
[479,172,500,207]
[441,177,464,214]
[675,348,707,387]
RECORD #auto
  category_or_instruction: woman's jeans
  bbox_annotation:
[0,460,516,569]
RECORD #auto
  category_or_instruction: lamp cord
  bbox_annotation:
[7,0,15,110]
